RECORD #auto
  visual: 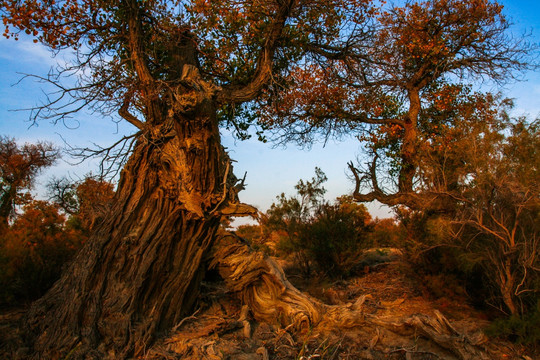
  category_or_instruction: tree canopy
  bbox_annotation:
[0,136,58,226]
[1,0,371,135]
[259,0,535,208]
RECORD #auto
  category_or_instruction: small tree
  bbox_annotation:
[49,176,115,232]
[0,137,58,226]
[302,196,371,277]
[369,218,404,248]
[265,167,328,276]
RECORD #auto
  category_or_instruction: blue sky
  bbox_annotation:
[1,0,539,221]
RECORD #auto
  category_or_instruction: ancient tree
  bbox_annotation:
[1,0,373,358]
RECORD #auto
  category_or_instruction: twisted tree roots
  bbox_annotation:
[209,232,501,360]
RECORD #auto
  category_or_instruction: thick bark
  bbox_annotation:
[23,110,227,359]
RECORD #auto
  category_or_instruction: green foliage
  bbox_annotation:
[261,169,372,277]
[486,301,540,346]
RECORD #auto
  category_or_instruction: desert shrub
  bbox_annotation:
[486,301,540,346]
[263,169,372,278]
[0,201,86,306]
[396,209,487,302]
[300,198,371,277]
[366,217,405,248]
[235,224,262,244]
[235,224,275,255]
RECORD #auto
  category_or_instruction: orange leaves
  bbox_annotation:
[1,0,100,49]
[0,137,58,224]
[0,199,87,304]
[425,83,465,112]
[361,123,404,149]
[375,0,507,73]
[74,177,115,231]
[262,64,356,127]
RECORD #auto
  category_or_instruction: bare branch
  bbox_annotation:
[119,94,146,130]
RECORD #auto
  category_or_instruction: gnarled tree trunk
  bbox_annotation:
[24,107,229,358]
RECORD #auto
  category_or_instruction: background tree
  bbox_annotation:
[444,113,539,317]
[49,176,115,232]
[395,100,539,318]
[0,200,86,306]
[0,0,375,357]
[0,136,58,227]
[262,0,533,209]
[336,1,538,320]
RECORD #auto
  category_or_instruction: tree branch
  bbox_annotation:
[118,95,146,130]
[217,0,295,104]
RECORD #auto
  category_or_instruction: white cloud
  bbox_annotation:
[0,36,59,68]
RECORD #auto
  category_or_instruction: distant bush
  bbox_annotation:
[366,217,405,248]
[260,169,373,278]
[235,224,274,255]
[0,201,86,306]
[299,197,371,277]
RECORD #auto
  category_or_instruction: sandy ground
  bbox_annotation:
[0,253,535,360]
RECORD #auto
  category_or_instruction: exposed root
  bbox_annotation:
[210,231,503,360]
[0,231,519,359]
[210,231,324,332]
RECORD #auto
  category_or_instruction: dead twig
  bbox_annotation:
[171,308,201,332]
